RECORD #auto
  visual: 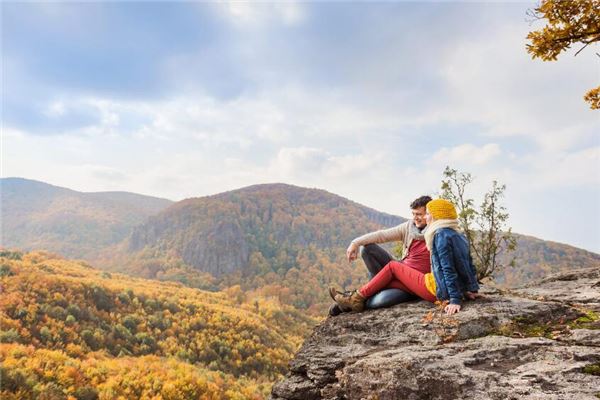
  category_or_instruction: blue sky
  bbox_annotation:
[2,1,599,252]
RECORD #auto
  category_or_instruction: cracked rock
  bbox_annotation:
[271,266,600,400]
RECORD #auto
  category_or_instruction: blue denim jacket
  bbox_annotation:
[430,228,480,305]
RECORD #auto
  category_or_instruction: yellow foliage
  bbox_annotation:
[0,251,317,399]
[1,343,265,399]
[584,85,600,109]
[526,0,600,109]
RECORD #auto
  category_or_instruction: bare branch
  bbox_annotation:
[574,34,600,57]
[525,4,544,26]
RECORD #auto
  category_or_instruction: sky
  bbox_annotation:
[2,1,599,252]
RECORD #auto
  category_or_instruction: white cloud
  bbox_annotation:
[25,86,416,148]
[437,22,598,152]
[431,143,501,166]
[268,147,386,182]
[86,98,120,128]
[271,147,328,178]
[81,164,129,182]
[217,2,306,27]
[2,127,27,140]
[525,146,600,189]
[4,3,600,252]
[324,153,386,179]
[44,101,66,117]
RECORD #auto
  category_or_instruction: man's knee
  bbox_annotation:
[360,243,378,259]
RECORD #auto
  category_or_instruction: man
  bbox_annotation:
[329,195,433,316]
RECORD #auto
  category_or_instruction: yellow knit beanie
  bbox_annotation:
[426,198,458,220]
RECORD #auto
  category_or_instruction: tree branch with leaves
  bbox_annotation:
[440,167,516,281]
[526,0,600,109]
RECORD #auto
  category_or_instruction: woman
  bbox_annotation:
[330,198,480,315]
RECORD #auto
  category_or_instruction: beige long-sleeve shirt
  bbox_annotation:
[351,221,422,259]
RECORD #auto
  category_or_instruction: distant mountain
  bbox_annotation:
[497,234,600,286]
[114,183,599,313]
[113,183,405,312]
[127,183,404,277]
[3,179,598,314]
[0,177,173,259]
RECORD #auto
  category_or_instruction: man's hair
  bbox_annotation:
[410,195,432,209]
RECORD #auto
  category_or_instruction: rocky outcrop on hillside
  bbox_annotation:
[271,267,600,400]
[126,183,406,277]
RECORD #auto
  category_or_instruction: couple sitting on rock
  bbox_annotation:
[329,196,481,316]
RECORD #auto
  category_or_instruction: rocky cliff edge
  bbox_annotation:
[271,266,600,400]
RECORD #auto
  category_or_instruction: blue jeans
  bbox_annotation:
[366,288,416,308]
[360,244,418,309]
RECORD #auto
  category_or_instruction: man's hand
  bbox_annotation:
[444,303,461,315]
[346,243,359,262]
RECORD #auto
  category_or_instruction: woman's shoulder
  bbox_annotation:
[435,227,459,237]
[434,227,465,245]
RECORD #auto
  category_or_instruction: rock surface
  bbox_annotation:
[271,267,600,400]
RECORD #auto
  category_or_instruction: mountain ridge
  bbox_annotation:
[116,182,407,313]
[1,177,173,259]
[6,177,597,254]
[2,177,598,315]
[1,176,174,202]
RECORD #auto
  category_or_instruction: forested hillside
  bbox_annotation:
[109,183,599,314]
[497,234,600,286]
[0,250,316,399]
[3,180,598,316]
[0,178,172,259]
[126,183,403,276]
[102,183,404,313]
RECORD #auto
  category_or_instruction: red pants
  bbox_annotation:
[359,260,437,303]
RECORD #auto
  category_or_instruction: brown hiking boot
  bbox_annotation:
[328,303,343,317]
[328,287,352,314]
[328,286,366,312]
[328,286,345,301]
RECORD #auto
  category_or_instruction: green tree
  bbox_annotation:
[0,329,20,343]
[0,264,14,277]
[89,285,114,312]
[73,386,99,400]
[526,0,600,109]
[122,315,141,333]
[39,327,53,344]
[441,166,517,280]
[391,242,404,259]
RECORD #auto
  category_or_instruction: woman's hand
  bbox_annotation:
[444,303,461,315]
